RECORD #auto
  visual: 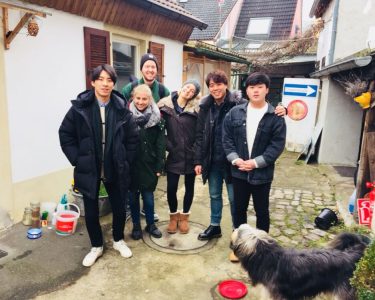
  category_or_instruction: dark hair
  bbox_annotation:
[91,64,117,84]
[245,72,270,89]
[205,70,228,88]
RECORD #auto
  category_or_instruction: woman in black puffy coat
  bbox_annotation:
[157,80,201,234]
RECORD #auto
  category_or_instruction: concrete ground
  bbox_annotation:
[0,151,360,300]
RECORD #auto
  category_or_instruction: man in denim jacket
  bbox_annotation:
[223,72,286,240]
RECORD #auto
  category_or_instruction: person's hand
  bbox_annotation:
[195,165,202,175]
[238,159,256,171]
[275,104,287,117]
[232,158,245,167]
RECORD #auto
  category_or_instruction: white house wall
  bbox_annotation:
[5,8,101,183]
[150,35,183,92]
[316,1,334,65]
[334,0,375,60]
[318,78,362,166]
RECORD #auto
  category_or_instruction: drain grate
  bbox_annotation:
[0,249,8,259]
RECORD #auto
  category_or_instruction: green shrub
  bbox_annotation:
[351,240,375,300]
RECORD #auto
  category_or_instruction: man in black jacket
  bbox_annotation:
[59,64,138,267]
[223,72,286,260]
[194,70,286,242]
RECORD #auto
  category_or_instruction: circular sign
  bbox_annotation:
[287,99,308,121]
[218,279,248,299]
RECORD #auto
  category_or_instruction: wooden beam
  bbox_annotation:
[5,13,33,48]
[0,1,50,17]
[2,7,8,49]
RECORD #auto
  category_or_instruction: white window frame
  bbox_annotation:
[111,35,140,89]
[246,17,273,35]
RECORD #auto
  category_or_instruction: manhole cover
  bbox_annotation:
[0,249,8,259]
[143,221,217,254]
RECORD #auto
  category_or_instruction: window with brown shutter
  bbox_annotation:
[149,42,165,83]
[84,27,110,89]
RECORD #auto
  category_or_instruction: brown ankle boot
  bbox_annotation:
[179,211,190,234]
[167,212,179,234]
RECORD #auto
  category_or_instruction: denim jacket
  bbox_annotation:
[222,102,286,184]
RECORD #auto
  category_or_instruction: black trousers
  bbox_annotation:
[166,172,195,213]
[83,180,126,247]
[232,177,271,233]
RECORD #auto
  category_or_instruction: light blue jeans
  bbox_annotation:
[207,166,234,227]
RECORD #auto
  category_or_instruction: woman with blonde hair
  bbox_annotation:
[128,84,165,239]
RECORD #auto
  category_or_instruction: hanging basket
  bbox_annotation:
[27,18,39,36]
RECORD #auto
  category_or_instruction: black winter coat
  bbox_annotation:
[222,103,286,184]
[59,89,139,199]
[193,90,246,183]
[158,92,199,174]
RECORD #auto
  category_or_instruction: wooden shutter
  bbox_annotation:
[149,41,165,83]
[84,27,110,89]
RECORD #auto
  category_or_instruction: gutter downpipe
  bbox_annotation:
[328,0,339,65]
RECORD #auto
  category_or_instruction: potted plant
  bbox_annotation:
[71,180,111,217]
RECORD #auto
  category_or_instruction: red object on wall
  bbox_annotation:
[358,182,375,227]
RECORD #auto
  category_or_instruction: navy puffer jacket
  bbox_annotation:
[59,89,139,199]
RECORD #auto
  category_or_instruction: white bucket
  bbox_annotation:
[55,203,80,236]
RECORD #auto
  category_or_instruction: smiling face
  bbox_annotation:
[91,70,114,102]
[246,83,268,107]
[208,80,227,103]
[141,60,158,84]
[133,90,151,111]
[180,83,197,100]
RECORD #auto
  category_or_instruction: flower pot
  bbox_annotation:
[71,190,111,217]
[314,208,338,230]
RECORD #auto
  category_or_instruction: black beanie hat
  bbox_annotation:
[140,53,158,71]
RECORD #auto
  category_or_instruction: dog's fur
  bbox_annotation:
[231,224,370,300]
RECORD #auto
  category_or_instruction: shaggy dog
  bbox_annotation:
[231,224,370,300]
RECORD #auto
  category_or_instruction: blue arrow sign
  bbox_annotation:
[283,83,318,97]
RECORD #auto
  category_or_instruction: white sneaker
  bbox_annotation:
[82,246,103,267]
[113,240,132,258]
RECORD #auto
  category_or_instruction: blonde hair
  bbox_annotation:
[132,84,153,104]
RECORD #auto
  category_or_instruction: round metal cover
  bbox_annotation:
[142,221,216,254]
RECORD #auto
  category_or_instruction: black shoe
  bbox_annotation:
[145,224,162,238]
[198,225,222,241]
[131,223,143,240]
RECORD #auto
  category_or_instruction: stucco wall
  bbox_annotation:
[318,78,362,166]
[5,9,101,183]
[334,0,375,60]
[316,1,334,64]
[151,35,183,92]
[0,20,13,227]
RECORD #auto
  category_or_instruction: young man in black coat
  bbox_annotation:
[59,64,139,267]
[223,72,286,261]
[194,70,286,244]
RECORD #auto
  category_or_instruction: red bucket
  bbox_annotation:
[55,203,80,236]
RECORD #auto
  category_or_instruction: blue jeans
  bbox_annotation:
[207,166,234,227]
[129,190,154,226]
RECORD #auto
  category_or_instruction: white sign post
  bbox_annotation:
[282,78,320,152]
